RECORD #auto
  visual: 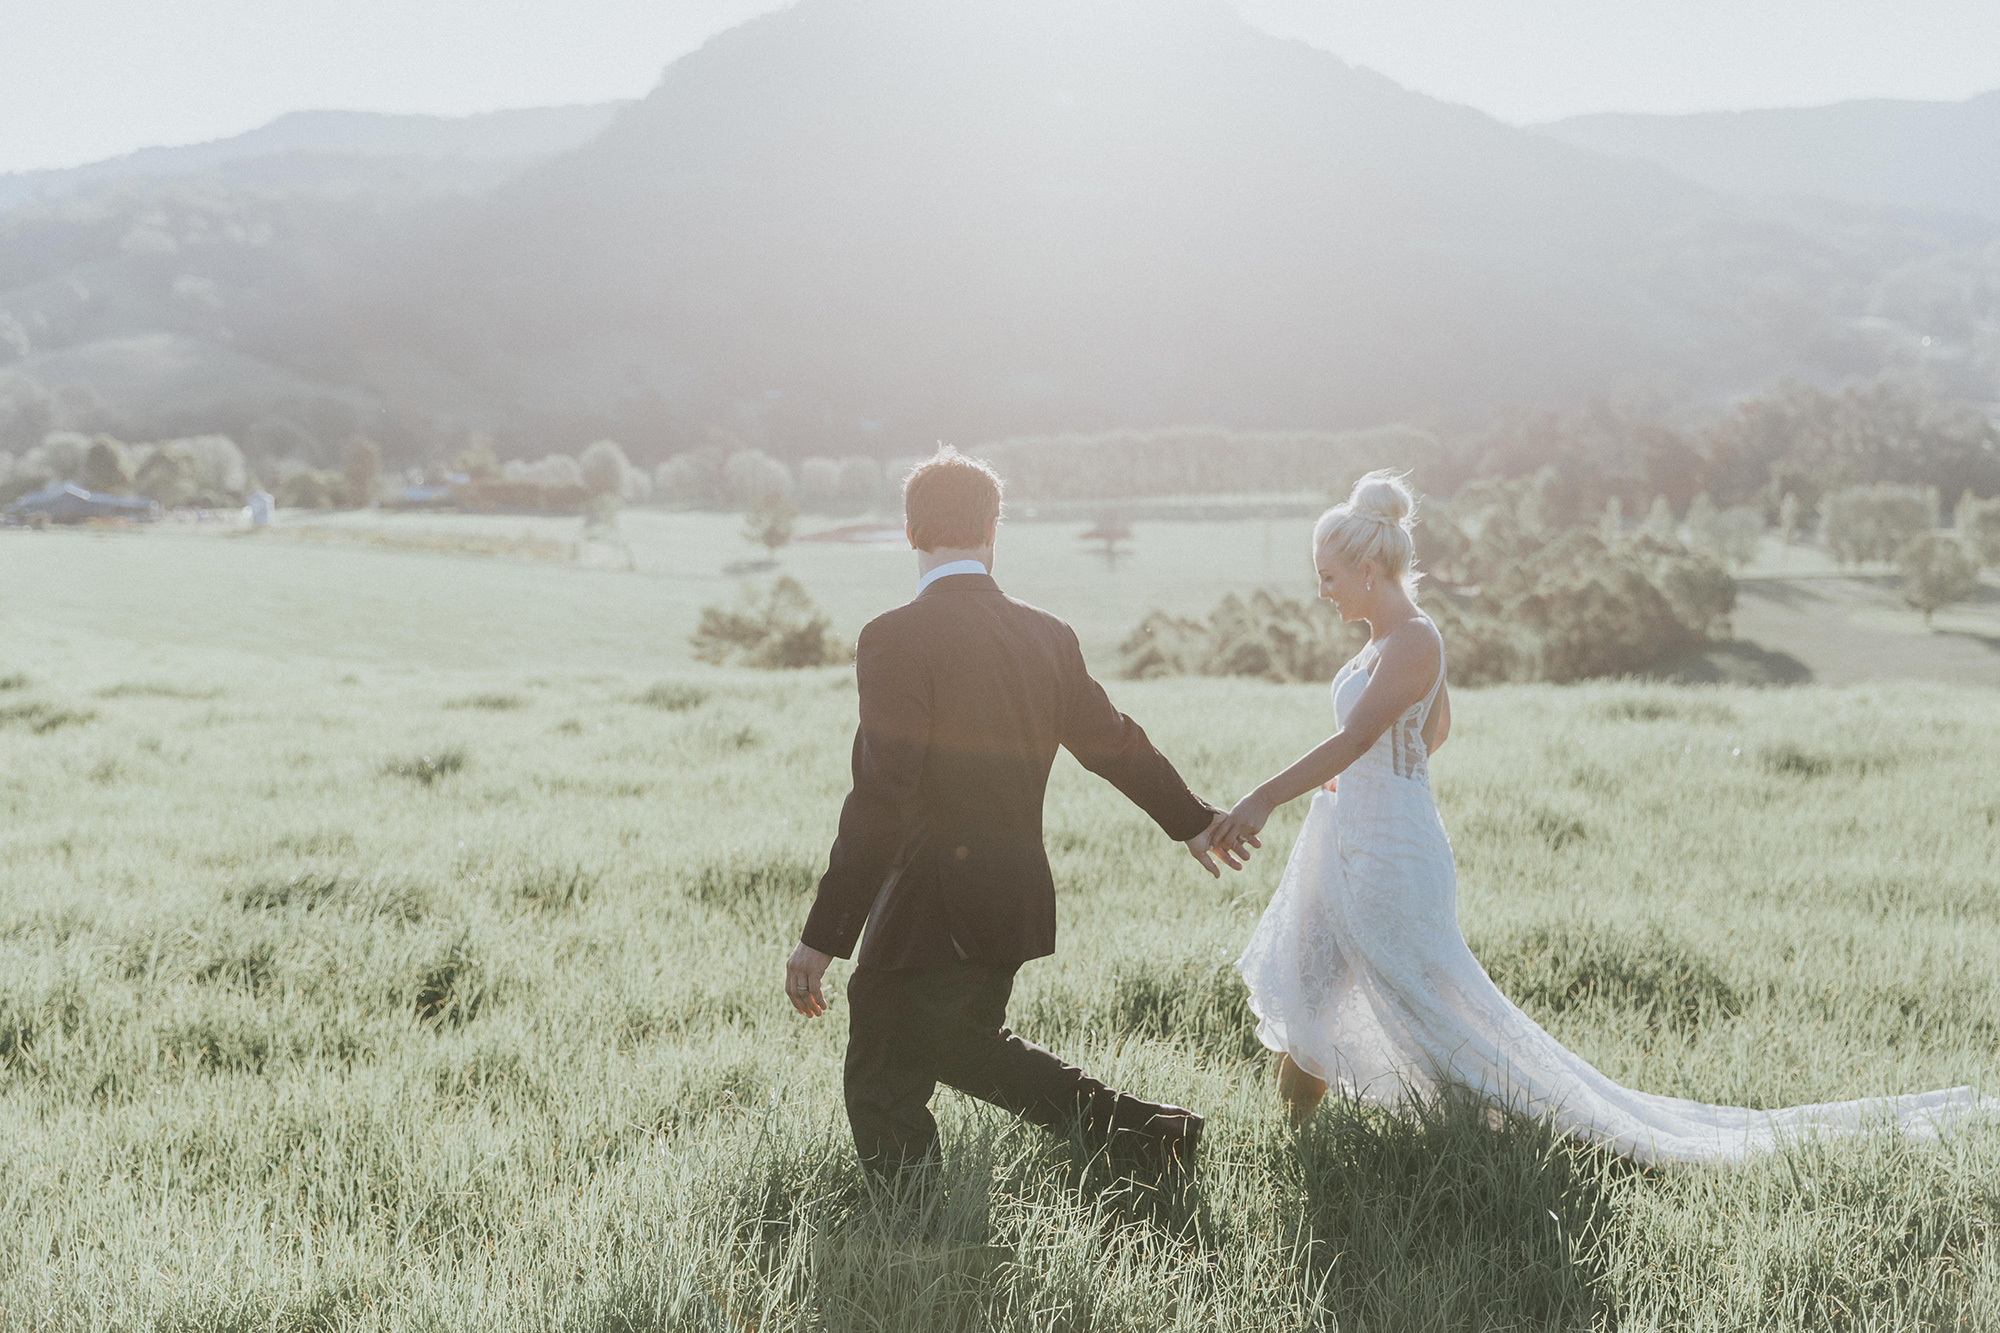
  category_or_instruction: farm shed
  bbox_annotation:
[4,482,163,524]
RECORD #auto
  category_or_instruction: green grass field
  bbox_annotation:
[3,523,2000,1330]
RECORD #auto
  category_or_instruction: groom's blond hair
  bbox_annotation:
[904,445,1004,551]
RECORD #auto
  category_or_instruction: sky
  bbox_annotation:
[5,0,1999,175]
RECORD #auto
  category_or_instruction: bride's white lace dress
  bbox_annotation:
[1235,633,1996,1165]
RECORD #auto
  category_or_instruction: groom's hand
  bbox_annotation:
[1185,811,1246,877]
[785,942,833,1018]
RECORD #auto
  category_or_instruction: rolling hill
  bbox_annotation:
[2,0,1996,468]
[1538,91,2000,220]
[0,104,627,214]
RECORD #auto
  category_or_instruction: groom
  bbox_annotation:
[786,446,1240,1177]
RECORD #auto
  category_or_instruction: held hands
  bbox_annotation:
[1185,810,1251,877]
[1210,791,1273,863]
[785,942,833,1018]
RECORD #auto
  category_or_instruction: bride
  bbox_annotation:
[1212,471,1995,1165]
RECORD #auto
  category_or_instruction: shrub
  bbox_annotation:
[1127,475,1733,686]
[1427,476,1732,682]
[1821,484,1936,564]
[1120,590,1363,683]
[1898,533,1981,626]
[691,578,848,669]
[1505,530,1727,683]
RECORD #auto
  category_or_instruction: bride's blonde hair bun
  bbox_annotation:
[1313,469,1420,591]
[1348,473,1413,526]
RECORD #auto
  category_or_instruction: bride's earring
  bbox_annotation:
[1366,576,1373,592]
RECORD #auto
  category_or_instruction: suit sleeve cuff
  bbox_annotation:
[801,892,863,959]
[1162,796,1221,843]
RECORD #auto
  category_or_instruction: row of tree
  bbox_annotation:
[384,439,890,518]
[1456,373,1999,530]
[654,447,894,514]
[0,433,250,508]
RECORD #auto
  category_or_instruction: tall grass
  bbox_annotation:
[2,657,1997,1330]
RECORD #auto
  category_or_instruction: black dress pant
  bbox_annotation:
[843,959,1189,1176]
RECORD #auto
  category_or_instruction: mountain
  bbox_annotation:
[1537,92,2000,220]
[2,0,1996,468]
[0,104,627,214]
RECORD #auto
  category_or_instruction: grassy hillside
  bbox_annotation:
[2,530,1997,1328]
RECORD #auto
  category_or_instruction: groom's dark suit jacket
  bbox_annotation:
[803,571,1215,971]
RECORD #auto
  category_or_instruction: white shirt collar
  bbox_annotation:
[917,559,990,595]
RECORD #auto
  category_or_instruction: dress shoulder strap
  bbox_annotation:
[1415,616,1446,723]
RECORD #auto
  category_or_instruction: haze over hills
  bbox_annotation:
[0,104,628,213]
[1538,91,2000,220]
[2,0,1996,470]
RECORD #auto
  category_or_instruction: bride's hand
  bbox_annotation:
[1213,793,1271,858]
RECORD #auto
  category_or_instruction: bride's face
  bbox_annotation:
[1315,554,1373,622]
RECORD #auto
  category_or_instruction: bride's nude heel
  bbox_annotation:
[1276,1054,1327,1128]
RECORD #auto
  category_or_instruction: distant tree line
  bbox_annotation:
[654,446,893,514]
[1453,373,1999,529]
[974,426,1442,503]
[0,432,251,508]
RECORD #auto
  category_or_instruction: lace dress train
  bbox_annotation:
[1235,636,1996,1166]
